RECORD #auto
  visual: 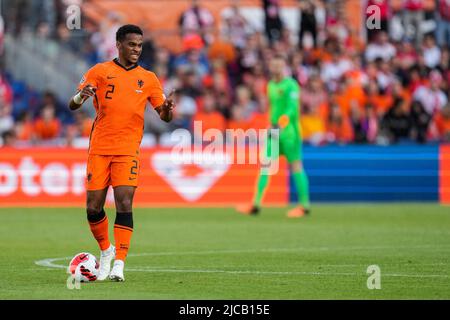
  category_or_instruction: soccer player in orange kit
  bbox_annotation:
[69,25,175,281]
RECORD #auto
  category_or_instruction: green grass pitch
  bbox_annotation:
[0,204,449,299]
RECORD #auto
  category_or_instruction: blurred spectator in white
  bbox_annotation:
[0,14,4,55]
[402,0,425,46]
[396,40,418,70]
[262,0,284,44]
[290,52,311,87]
[239,33,262,73]
[365,31,396,62]
[221,0,251,49]
[301,75,327,115]
[91,12,123,61]
[413,70,448,115]
[179,0,215,46]
[320,50,352,92]
[0,96,13,136]
[0,75,13,136]
[324,1,348,44]
[376,60,396,92]
[298,0,318,49]
[421,35,441,69]
[27,0,57,37]
[436,0,450,47]
[234,85,258,119]
[365,0,390,42]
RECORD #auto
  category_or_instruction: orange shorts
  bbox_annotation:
[86,154,139,190]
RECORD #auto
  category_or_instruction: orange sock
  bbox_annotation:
[114,212,133,261]
[87,209,110,251]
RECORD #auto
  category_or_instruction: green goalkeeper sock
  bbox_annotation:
[253,173,270,207]
[292,170,310,209]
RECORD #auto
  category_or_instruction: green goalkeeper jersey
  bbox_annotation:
[267,77,301,141]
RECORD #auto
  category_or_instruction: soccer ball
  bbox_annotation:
[68,252,99,282]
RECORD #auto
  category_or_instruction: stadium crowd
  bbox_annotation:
[1,0,450,147]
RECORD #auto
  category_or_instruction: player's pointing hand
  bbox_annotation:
[80,85,97,100]
[163,89,176,111]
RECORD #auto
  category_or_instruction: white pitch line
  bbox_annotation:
[129,244,450,258]
[34,245,450,280]
[35,256,71,269]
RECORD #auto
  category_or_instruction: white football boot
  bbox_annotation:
[109,260,125,282]
[97,245,115,281]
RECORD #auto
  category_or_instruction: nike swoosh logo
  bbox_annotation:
[129,177,136,180]
[107,76,116,79]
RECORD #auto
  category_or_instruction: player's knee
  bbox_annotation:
[86,201,103,214]
[116,198,133,212]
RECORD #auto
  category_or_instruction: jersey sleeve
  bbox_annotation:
[147,72,166,109]
[77,65,101,92]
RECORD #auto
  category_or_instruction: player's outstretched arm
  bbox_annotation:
[69,85,97,111]
[155,90,176,122]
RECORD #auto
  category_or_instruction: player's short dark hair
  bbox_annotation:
[116,24,143,42]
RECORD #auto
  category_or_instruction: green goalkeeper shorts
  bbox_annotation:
[264,133,302,163]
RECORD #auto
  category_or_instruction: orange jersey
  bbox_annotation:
[78,59,165,156]
[33,118,61,140]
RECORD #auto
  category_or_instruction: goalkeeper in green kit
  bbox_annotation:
[237,55,310,218]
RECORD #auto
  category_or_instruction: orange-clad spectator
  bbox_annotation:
[193,92,226,135]
[74,110,94,138]
[249,98,269,130]
[14,111,34,141]
[33,105,61,140]
[227,106,250,130]
[311,37,336,64]
[326,101,354,143]
[365,80,393,116]
[208,39,236,64]
[345,28,365,56]
[334,76,366,117]
[249,63,268,98]
[301,112,326,142]
[66,111,94,147]
[435,104,450,142]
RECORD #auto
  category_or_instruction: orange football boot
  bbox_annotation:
[236,204,260,216]
[286,207,307,218]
